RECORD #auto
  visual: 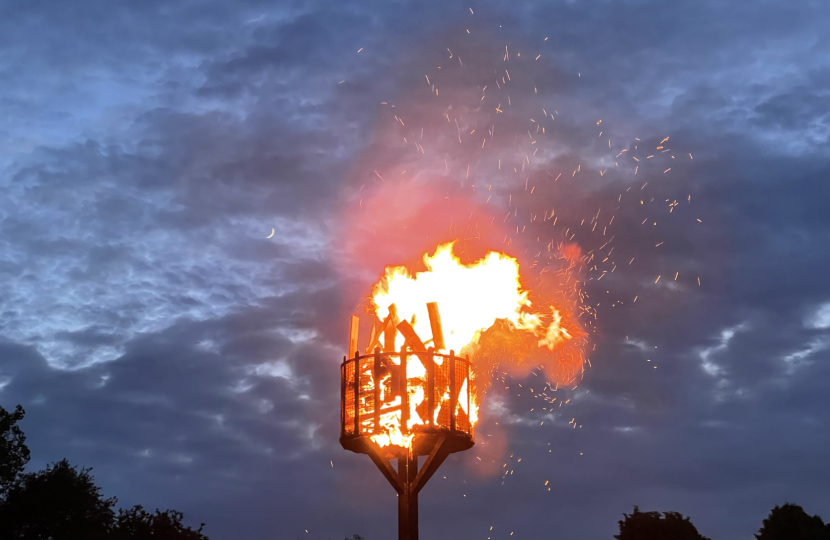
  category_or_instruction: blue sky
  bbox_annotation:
[1,1,829,538]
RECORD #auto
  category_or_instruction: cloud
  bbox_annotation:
[698,323,747,379]
[805,302,830,329]
[782,338,828,375]
[1,1,830,539]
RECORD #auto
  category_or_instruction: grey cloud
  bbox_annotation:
[1,0,830,539]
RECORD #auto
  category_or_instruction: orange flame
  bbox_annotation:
[359,241,582,449]
[372,242,572,356]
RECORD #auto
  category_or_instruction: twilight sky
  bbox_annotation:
[1,1,829,539]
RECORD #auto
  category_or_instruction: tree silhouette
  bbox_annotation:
[111,505,208,539]
[0,459,116,539]
[756,503,830,540]
[615,506,711,540]
[0,404,209,539]
[0,404,30,494]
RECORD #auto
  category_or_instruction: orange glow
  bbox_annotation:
[372,242,573,356]
[355,241,581,449]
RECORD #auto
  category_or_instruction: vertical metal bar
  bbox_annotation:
[427,348,435,427]
[400,348,409,433]
[340,358,346,437]
[373,348,381,434]
[353,354,360,436]
[449,351,456,433]
[466,356,471,432]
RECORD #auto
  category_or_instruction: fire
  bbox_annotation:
[348,241,578,450]
[372,242,571,356]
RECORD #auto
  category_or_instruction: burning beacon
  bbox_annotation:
[340,242,580,540]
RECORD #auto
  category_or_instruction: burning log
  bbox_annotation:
[365,317,384,353]
[426,302,445,351]
[348,315,359,358]
[384,303,398,352]
[396,319,426,352]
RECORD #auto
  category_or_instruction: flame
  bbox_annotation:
[373,243,549,355]
[357,241,578,449]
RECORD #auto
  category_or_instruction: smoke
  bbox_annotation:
[334,26,627,472]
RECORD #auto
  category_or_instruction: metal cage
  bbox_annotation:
[340,348,475,457]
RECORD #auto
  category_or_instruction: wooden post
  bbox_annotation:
[398,453,419,540]
[426,302,445,351]
[367,321,378,354]
[365,436,452,540]
[349,315,360,358]
[384,304,399,352]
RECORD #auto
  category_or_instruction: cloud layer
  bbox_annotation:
[1,1,829,539]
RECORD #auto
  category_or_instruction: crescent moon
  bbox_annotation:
[266,228,275,239]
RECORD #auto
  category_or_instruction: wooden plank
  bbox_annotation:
[426,302,445,351]
[349,315,360,358]
[366,320,378,354]
[396,320,427,352]
[398,319,429,375]
[384,304,399,352]
[366,313,392,353]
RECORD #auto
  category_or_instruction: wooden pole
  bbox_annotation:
[351,324,460,540]
[366,437,451,540]
[398,453,419,540]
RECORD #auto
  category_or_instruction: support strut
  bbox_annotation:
[368,436,450,540]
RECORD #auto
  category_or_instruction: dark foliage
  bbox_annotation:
[615,506,711,540]
[0,404,208,539]
[0,459,116,539]
[111,505,208,540]
[756,503,830,540]
[0,405,30,494]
